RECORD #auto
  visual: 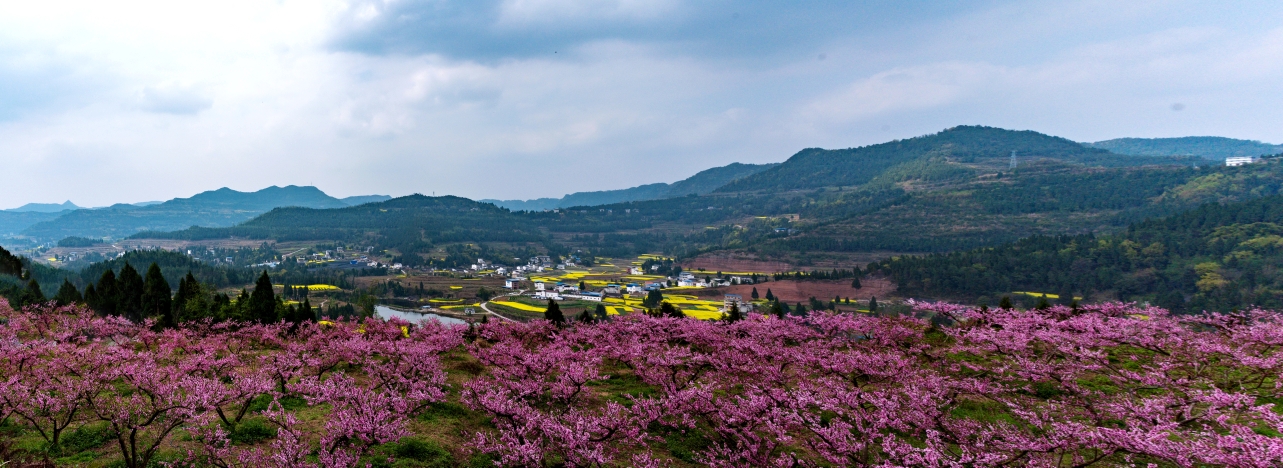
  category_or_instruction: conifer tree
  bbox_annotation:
[770,300,785,319]
[593,303,608,321]
[999,296,1014,310]
[750,287,759,299]
[83,284,98,311]
[141,263,173,326]
[94,270,118,316]
[852,276,862,289]
[868,296,879,313]
[577,309,595,324]
[117,263,145,322]
[24,279,45,305]
[0,245,21,277]
[172,272,198,316]
[54,279,82,306]
[545,299,565,326]
[1036,295,1051,310]
[643,289,663,308]
[660,301,683,319]
[725,303,743,323]
[249,271,277,323]
[300,297,314,322]
[765,288,774,301]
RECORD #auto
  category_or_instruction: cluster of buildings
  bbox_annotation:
[1226,156,1260,167]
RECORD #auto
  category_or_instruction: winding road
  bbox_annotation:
[478,289,526,323]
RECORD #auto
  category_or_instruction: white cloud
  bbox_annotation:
[496,0,681,27]
[0,0,1282,208]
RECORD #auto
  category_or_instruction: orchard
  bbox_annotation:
[1,298,1282,467]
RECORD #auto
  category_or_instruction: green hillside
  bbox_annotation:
[873,193,1283,312]
[136,127,1283,267]
[716,126,1189,193]
[1088,136,1283,160]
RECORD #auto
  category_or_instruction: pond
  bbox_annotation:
[374,305,468,326]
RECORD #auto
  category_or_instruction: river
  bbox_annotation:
[374,305,468,326]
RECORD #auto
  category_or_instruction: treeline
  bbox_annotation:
[872,194,1283,312]
[772,268,861,281]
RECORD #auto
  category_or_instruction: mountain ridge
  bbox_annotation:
[1087,136,1283,160]
[484,162,778,211]
[18,186,378,241]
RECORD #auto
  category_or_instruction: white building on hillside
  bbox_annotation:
[1227,156,1258,167]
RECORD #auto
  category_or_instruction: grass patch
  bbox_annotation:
[229,417,277,445]
[950,399,1019,426]
[417,401,473,423]
[368,437,455,468]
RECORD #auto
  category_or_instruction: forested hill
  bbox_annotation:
[716,126,1190,193]
[485,162,778,211]
[873,194,1283,312]
[137,194,547,257]
[1088,137,1283,160]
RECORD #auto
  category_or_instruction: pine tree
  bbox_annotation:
[661,301,683,319]
[1036,295,1051,310]
[24,279,45,305]
[141,263,173,326]
[577,309,595,324]
[94,270,118,316]
[545,299,565,326]
[750,287,759,299]
[725,303,743,323]
[249,271,277,323]
[643,289,663,308]
[999,296,1014,310]
[300,297,314,322]
[852,277,862,289]
[54,279,82,306]
[82,284,99,312]
[578,280,586,291]
[765,289,774,301]
[770,300,785,319]
[117,263,145,322]
[173,272,198,317]
[868,296,879,313]
[594,303,608,321]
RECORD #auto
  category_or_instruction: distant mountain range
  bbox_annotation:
[0,187,390,241]
[1086,136,1283,160]
[146,125,1275,263]
[483,163,778,211]
[4,201,81,213]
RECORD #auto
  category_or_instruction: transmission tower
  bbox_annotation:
[1010,150,1017,169]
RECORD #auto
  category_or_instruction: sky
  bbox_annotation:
[1,0,1282,208]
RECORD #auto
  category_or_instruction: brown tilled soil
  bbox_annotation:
[682,251,908,274]
[681,255,793,274]
[690,277,898,303]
